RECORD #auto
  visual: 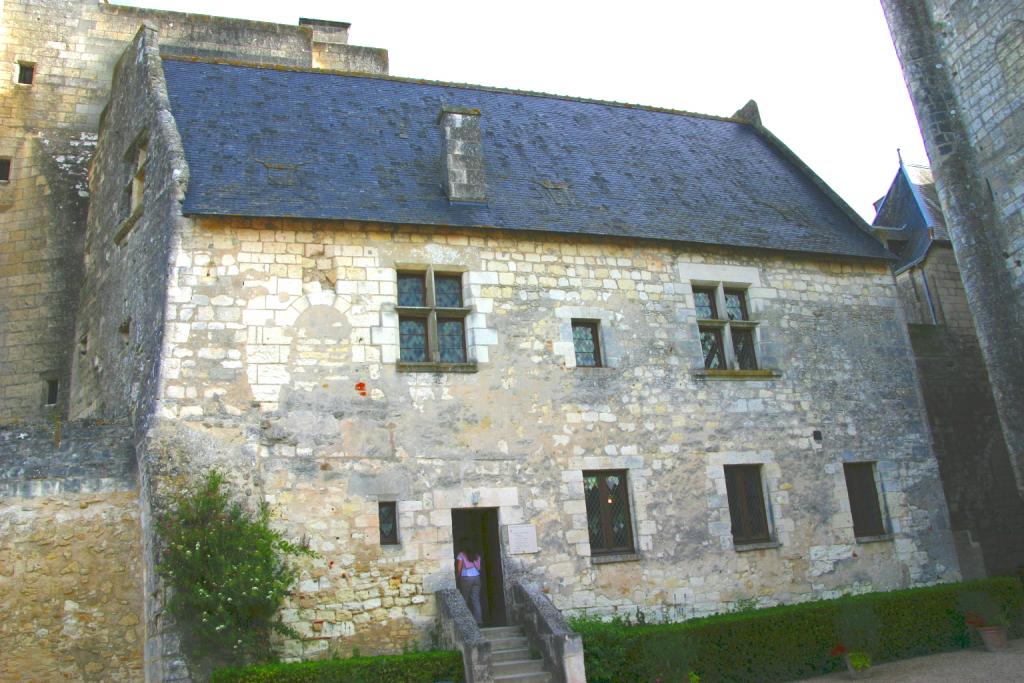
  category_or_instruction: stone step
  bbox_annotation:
[492,646,533,663]
[488,636,530,651]
[481,625,526,639]
[493,658,547,677]
[493,672,551,683]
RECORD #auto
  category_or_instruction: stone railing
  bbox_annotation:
[435,588,493,683]
[510,579,587,683]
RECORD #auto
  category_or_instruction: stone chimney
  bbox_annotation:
[439,105,486,203]
[299,18,350,45]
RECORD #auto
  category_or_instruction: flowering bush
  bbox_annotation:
[158,470,313,666]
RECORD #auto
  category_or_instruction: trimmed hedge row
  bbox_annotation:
[211,650,463,683]
[573,577,1023,683]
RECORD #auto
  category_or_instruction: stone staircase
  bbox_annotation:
[482,625,551,683]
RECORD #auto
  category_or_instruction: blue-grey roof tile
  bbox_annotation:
[161,59,889,260]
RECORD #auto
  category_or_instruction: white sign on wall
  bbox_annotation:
[505,523,539,554]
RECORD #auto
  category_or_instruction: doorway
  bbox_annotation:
[451,507,507,626]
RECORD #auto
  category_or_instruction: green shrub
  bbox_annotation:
[211,650,464,683]
[573,577,1023,683]
[158,470,314,666]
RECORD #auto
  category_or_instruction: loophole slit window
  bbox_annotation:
[724,464,772,545]
[583,470,635,554]
[396,269,470,366]
[378,502,399,545]
[17,62,34,85]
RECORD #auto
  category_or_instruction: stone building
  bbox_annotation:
[872,161,1024,577]
[882,0,1024,498]
[1,3,963,682]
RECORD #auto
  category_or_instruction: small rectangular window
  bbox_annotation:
[572,320,601,367]
[397,272,427,307]
[583,470,634,554]
[724,464,771,545]
[843,462,887,538]
[378,501,399,545]
[0,158,10,182]
[45,379,59,406]
[18,62,34,85]
[399,318,428,362]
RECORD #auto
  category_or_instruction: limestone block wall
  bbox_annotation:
[0,490,144,683]
[0,0,387,422]
[0,419,142,682]
[144,216,959,658]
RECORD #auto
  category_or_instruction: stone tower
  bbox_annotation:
[881,0,1024,495]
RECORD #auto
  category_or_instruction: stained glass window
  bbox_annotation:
[397,273,426,307]
[725,290,748,321]
[396,270,469,365]
[438,319,466,363]
[700,327,726,369]
[732,328,757,370]
[583,470,635,554]
[435,276,463,308]
[694,287,717,319]
[399,319,427,362]
[378,502,399,545]
[572,321,600,367]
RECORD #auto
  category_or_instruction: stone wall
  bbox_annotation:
[141,215,959,658]
[0,0,387,422]
[896,245,1024,577]
[0,420,142,683]
[882,0,1024,495]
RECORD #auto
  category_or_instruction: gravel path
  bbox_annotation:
[797,638,1023,682]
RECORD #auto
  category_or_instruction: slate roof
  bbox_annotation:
[872,163,949,272]
[161,58,889,260]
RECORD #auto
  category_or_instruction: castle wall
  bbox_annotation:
[882,0,1024,495]
[136,215,959,659]
[0,0,387,423]
[0,420,142,683]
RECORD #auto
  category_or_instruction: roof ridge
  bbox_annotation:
[159,54,748,126]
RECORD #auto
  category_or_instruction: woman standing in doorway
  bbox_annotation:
[456,538,483,625]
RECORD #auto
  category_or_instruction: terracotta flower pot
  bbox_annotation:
[978,625,1008,652]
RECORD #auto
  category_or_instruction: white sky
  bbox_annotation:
[116,0,928,221]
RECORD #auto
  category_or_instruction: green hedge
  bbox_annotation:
[211,650,463,683]
[573,577,1023,683]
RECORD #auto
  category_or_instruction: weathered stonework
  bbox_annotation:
[116,214,958,658]
[882,0,1024,495]
[0,420,142,682]
[0,0,388,423]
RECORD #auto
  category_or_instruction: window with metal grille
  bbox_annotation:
[694,285,757,370]
[724,464,772,545]
[571,320,602,367]
[17,62,34,85]
[0,158,10,182]
[843,462,887,538]
[397,269,469,365]
[378,501,399,545]
[583,470,635,554]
